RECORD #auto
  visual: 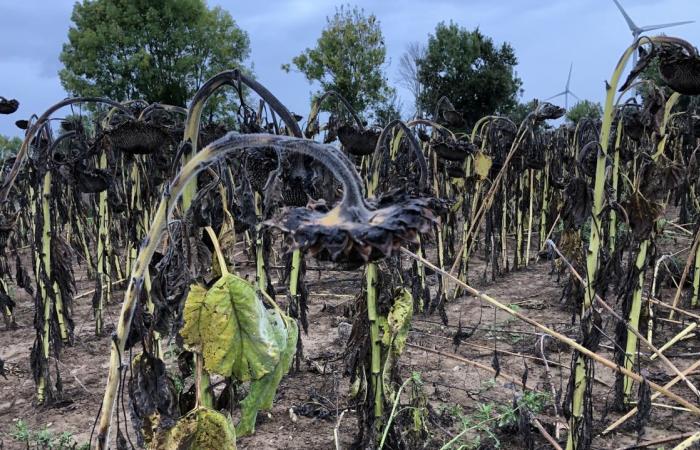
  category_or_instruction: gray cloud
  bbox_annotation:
[1,0,699,136]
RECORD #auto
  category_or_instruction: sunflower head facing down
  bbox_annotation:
[267,190,445,267]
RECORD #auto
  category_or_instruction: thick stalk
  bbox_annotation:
[52,281,68,343]
[525,169,535,266]
[288,249,302,300]
[608,119,623,254]
[622,240,648,402]
[621,92,681,404]
[366,263,383,422]
[692,242,700,307]
[37,172,52,404]
[539,166,549,248]
[567,41,640,450]
[95,152,109,335]
[75,211,94,278]
[455,177,481,298]
[1,277,14,327]
[501,179,508,271]
[415,236,427,312]
[516,174,524,268]
[432,152,447,302]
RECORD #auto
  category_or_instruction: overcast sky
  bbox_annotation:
[1,0,699,136]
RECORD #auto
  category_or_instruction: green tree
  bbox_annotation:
[507,99,537,125]
[59,0,250,109]
[283,5,394,121]
[0,135,21,158]
[566,100,603,124]
[417,22,522,126]
[373,93,403,127]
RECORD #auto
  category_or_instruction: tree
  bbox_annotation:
[373,93,403,127]
[59,0,250,109]
[397,42,426,117]
[417,22,522,126]
[283,5,394,121]
[566,100,603,124]
[0,135,21,158]
[507,99,538,125]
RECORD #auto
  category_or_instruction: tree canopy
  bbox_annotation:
[566,100,602,124]
[283,5,394,121]
[0,135,21,157]
[417,22,522,126]
[59,0,250,108]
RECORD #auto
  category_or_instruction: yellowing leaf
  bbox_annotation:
[237,311,298,436]
[381,287,413,353]
[181,274,281,381]
[151,407,236,450]
[473,151,492,180]
[380,288,414,402]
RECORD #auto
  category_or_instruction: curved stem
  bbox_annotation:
[310,90,365,131]
[137,103,188,121]
[180,69,303,206]
[406,119,456,141]
[370,119,428,192]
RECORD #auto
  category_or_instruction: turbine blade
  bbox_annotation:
[640,21,695,32]
[566,63,573,90]
[546,92,567,100]
[569,91,580,101]
[612,0,639,32]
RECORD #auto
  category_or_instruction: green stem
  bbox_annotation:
[366,263,383,423]
[567,39,639,450]
[621,92,681,405]
[539,167,549,248]
[692,242,700,308]
[608,119,623,254]
[525,169,535,266]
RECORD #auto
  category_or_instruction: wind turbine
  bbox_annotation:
[547,63,579,110]
[612,0,694,64]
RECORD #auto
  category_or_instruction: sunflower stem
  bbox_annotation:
[620,92,681,406]
[366,262,384,425]
[566,38,640,450]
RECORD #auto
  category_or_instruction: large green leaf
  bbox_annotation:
[236,311,298,437]
[181,274,281,381]
[151,407,236,450]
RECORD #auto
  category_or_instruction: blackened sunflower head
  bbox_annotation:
[657,41,700,96]
[0,97,19,115]
[532,102,566,122]
[106,119,174,155]
[266,191,445,267]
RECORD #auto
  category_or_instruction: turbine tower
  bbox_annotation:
[612,0,694,64]
[547,63,579,110]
